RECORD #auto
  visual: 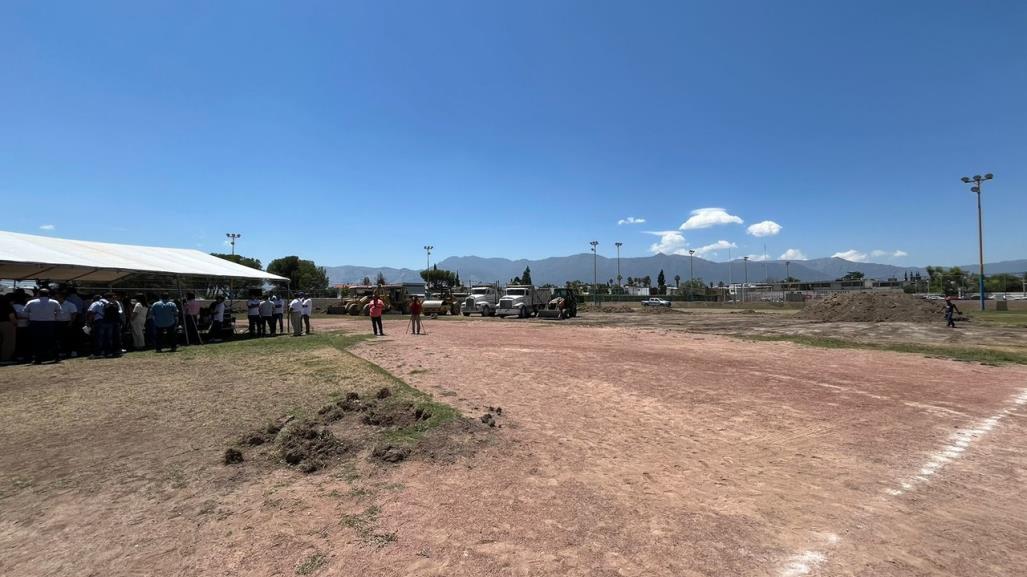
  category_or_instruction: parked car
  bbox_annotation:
[641,297,671,308]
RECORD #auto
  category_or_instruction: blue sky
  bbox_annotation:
[2,1,1024,269]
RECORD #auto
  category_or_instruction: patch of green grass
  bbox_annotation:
[340,505,396,547]
[296,552,327,575]
[749,335,1027,365]
[176,332,370,360]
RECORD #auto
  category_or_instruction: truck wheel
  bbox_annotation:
[462,312,470,317]
[498,314,507,318]
[519,306,527,319]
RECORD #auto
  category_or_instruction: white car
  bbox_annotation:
[641,297,671,308]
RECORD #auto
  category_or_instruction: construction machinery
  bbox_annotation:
[340,284,414,315]
[460,284,500,316]
[496,285,552,318]
[421,290,459,316]
[537,287,579,319]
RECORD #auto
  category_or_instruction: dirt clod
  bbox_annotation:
[375,387,392,400]
[241,433,268,446]
[796,292,946,323]
[276,419,348,473]
[480,413,496,427]
[345,391,360,401]
[223,448,244,465]
[363,402,419,428]
[372,444,411,463]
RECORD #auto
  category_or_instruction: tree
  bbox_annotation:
[375,272,387,286]
[421,266,460,291]
[211,253,262,270]
[361,276,372,286]
[674,274,681,287]
[657,270,666,294]
[641,275,651,287]
[840,271,865,281]
[267,256,329,292]
[520,266,533,286]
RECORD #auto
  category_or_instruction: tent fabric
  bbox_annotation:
[0,230,287,282]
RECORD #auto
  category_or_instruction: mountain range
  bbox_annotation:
[325,255,1027,286]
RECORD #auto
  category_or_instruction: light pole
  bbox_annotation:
[226,233,241,255]
[961,173,993,311]
[590,241,599,306]
[423,245,433,296]
[615,242,623,291]
[785,261,791,284]
[688,249,695,301]
[743,256,749,303]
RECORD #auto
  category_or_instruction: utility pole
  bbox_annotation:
[590,241,599,306]
[688,249,695,302]
[961,173,993,311]
[615,242,623,291]
[743,256,749,303]
[785,260,791,283]
[226,233,241,256]
[423,245,433,296]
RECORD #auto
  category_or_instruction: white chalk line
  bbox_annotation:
[779,388,1027,576]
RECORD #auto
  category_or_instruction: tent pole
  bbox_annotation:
[177,275,189,346]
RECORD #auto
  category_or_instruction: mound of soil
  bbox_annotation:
[362,402,432,428]
[796,292,946,323]
[578,304,635,313]
[276,419,349,473]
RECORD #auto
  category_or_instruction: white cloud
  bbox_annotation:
[832,249,868,262]
[693,240,737,257]
[745,254,769,262]
[679,207,743,230]
[645,230,688,255]
[871,249,909,259]
[617,216,646,225]
[746,220,782,237]
[39,224,55,231]
[779,248,807,260]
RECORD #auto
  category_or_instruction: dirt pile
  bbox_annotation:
[277,419,350,473]
[578,304,635,313]
[796,292,946,323]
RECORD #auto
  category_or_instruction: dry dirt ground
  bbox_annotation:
[3,313,1027,577]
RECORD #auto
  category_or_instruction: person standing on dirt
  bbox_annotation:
[258,294,274,337]
[301,294,313,335]
[369,294,385,336]
[23,288,62,364]
[289,293,304,336]
[408,295,423,335]
[246,294,261,337]
[272,294,284,334]
[129,294,148,350]
[0,294,16,365]
[183,292,201,344]
[944,296,962,328]
[208,295,226,343]
[150,293,179,353]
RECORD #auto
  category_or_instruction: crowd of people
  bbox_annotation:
[0,286,311,366]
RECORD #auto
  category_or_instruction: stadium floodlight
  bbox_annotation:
[961,174,994,311]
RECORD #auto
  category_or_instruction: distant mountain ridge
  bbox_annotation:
[325,255,1026,286]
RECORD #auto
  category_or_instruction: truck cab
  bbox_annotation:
[461,285,500,316]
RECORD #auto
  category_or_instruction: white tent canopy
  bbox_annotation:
[0,230,287,283]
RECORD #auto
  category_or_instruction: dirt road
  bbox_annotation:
[343,316,1027,576]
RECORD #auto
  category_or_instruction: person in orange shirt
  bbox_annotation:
[368,294,385,336]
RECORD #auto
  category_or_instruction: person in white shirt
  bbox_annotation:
[55,291,79,358]
[246,295,261,337]
[288,294,304,336]
[23,288,62,364]
[301,295,313,335]
[258,295,274,337]
[208,295,226,343]
[272,295,284,334]
[129,294,148,350]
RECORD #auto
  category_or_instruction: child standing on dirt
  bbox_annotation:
[369,294,385,336]
[944,296,961,328]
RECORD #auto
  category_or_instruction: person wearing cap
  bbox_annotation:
[289,293,305,336]
[408,295,423,335]
[24,288,62,364]
[944,296,961,328]
[368,293,385,336]
[301,293,313,335]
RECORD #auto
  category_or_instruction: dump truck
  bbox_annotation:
[460,284,500,316]
[496,285,552,318]
[537,287,579,319]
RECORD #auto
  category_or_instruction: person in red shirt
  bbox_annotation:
[368,294,385,336]
[409,296,423,335]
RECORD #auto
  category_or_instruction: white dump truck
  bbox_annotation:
[496,285,553,318]
[461,284,500,316]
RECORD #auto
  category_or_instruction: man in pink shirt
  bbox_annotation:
[368,294,385,336]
